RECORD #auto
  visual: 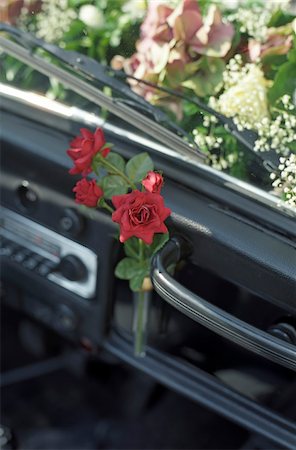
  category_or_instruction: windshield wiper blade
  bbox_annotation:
[0,32,205,164]
[0,24,201,156]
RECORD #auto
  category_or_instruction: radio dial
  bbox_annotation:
[59,208,84,236]
[58,255,87,282]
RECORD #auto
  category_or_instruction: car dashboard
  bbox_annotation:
[1,85,296,450]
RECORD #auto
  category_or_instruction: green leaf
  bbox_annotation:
[288,47,296,64]
[261,53,288,79]
[97,196,106,208]
[102,175,128,198]
[115,257,149,288]
[268,9,295,27]
[124,237,140,259]
[129,274,147,292]
[125,152,154,182]
[93,163,108,180]
[288,142,296,151]
[150,233,169,256]
[268,60,296,104]
[182,57,225,97]
[182,101,200,117]
[105,152,125,172]
[115,257,142,280]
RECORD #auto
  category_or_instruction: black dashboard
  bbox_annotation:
[1,92,296,449]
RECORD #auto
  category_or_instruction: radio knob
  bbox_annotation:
[58,255,87,282]
[59,208,84,236]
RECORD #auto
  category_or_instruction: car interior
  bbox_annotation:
[0,23,296,450]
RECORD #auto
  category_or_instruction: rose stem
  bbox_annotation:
[101,200,114,214]
[134,239,147,355]
[139,238,144,262]
[134,289,146,356]
[100,157,137,190]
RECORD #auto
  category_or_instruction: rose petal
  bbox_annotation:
[94,128,105,150]
[80,128,94,139]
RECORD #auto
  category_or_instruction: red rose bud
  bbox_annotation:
[67,127,110,176]
[112,190,171,245]
[73,178,103,207]
[142,171,164,194]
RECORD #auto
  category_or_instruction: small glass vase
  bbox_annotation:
[132,285,152,357]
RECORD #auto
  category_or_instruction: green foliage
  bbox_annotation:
[268,9,296,27]
[92,149,130,197]
[47,78,67,101]
[126,153,154,182]
[268,45,296,104]
[115,257,146,280]
[119,234,169,291]
[182,57,225,97]
[105,152,126,172]
[101,175,128,198]
[149,233,169,256]
[261,53,289,80]
[115,256,150,292]
[124,237,140,259]
[129,274,147,292]
[61,0,140,64]
[123,233,169,262]
[0,55,49,92]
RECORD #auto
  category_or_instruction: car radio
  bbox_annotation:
[0,207,98,299]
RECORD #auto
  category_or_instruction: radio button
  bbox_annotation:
[37,261,57,277]
[22,255,42,270]
[0,241,17,257]
[11,249,30,263]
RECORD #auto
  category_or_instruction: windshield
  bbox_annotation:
[1,0,295,217]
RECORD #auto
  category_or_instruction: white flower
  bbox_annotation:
[34,0,77,43]
[122,0,148,20]
[226,1,292,41]
[219,0,240,10]
[215,65,269,128]
[271,153,296,208]
[220,0,291,9]
[79,4,104,29]
[122,0,179,20]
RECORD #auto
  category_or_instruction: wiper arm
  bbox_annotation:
[0,24,201,157]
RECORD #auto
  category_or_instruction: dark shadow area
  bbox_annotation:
[1,305,249,450]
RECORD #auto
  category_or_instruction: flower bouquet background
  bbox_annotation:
[1,0,295,208]
[111,0,296,209]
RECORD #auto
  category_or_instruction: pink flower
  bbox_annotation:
[189,5,234,57]
[248,34,293,62]
[167,0,203,44]
[142,171,164,194]
[140,1,173,42]
[112,0,234,97]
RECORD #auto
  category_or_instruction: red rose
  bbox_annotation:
[142,171,164,194]
[67,128,110,176]
[112,190,171,244]
[73,178,103,207]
